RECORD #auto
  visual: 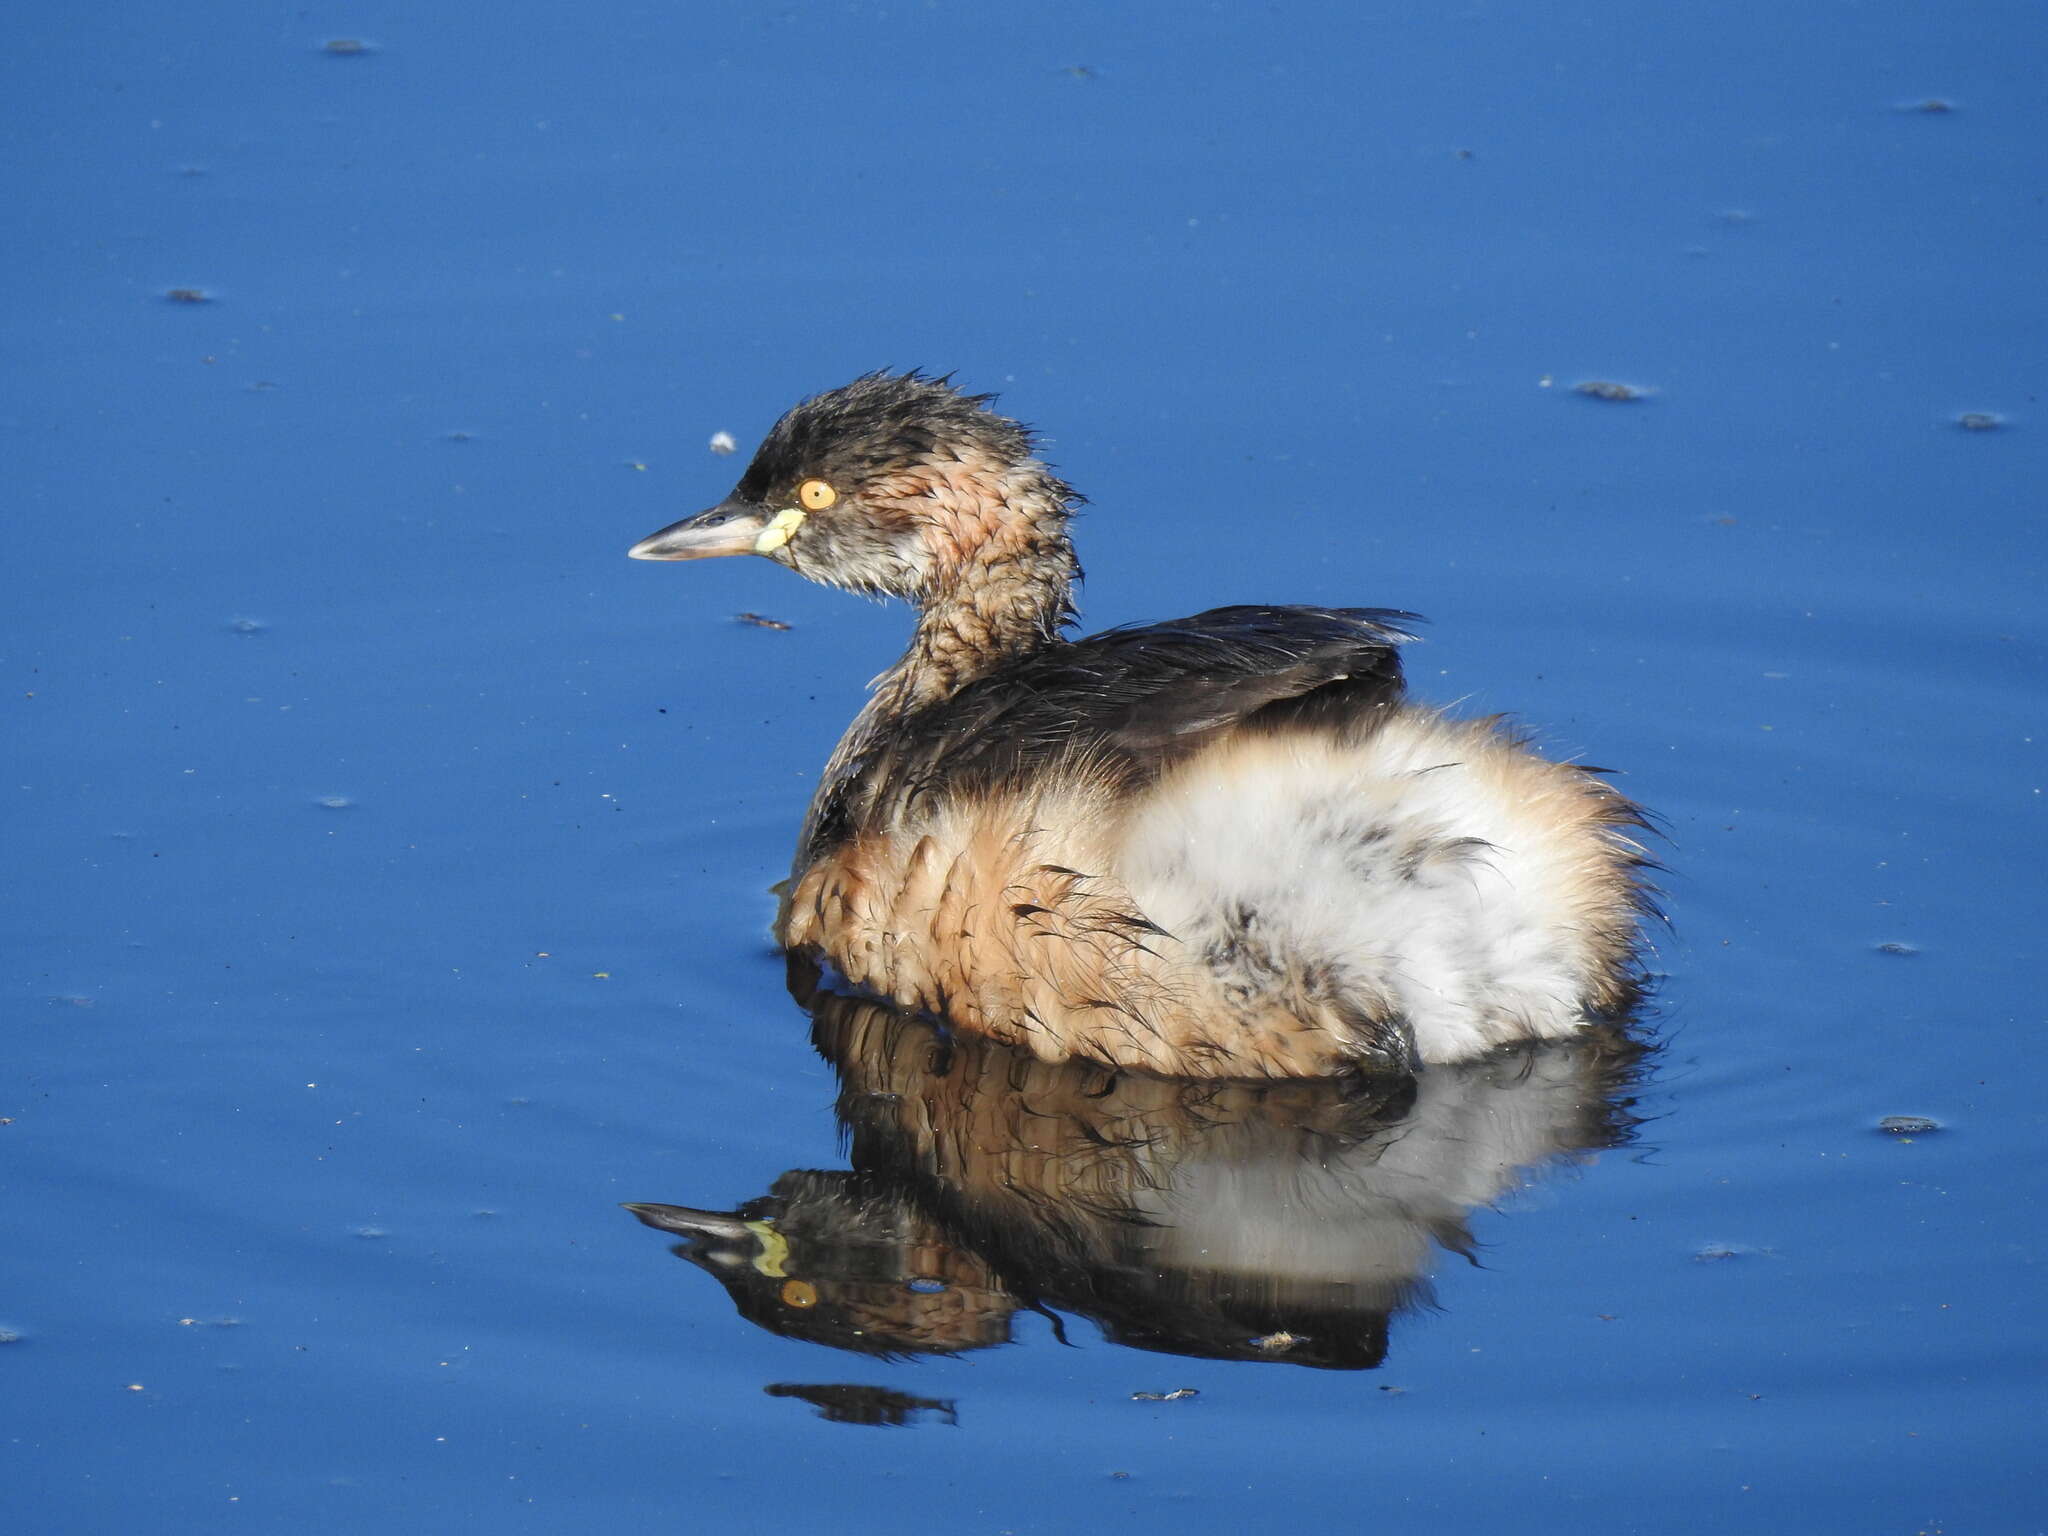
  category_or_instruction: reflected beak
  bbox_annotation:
[627,499,766,561]
[621,1202,756,1240]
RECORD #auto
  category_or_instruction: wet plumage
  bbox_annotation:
[630,372,1653,1077]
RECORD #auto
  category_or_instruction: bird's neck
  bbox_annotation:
[878,464,1080,714]
[799,466,1078,860]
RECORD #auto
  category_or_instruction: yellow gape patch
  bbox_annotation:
[744,1218,792,1277]
[754,508,806,553]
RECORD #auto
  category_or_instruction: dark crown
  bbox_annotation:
[735,371,1040,499]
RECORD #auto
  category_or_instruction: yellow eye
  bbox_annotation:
[797,478,837,511]
[780,1279,818,1309]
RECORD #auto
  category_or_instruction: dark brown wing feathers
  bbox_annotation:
[807,606,1416,858]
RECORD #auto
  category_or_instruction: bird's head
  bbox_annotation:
[628,371,1076,605]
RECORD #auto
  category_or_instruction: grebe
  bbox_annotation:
[629,372,1652,1078]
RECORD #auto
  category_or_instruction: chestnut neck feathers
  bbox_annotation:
[877,454,1078,709]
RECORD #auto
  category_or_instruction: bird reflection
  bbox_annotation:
[628,962,1648,1371]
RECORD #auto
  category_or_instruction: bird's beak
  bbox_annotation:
[627,499,767,561]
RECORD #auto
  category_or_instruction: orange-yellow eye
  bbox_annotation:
[798,479,837,511]
[780,1279,818,1308]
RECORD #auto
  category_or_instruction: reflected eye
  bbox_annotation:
[797,478,837,511]
[780,1279,818,1308]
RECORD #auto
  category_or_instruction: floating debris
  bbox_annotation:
[1878,1115,1942,1136]
[1955,412,2004,432]
[323,38,370,56]
[163,288,212,305]
[1874,941,1919,956]
[737,612,792,631]
[228,617,266,635]
[709,431,737,455]
[316,795,353,810]
[1574,379,1651,402]
[1903,97,1955,114]
[764,1382,957,1427]
[1130,1387,1200,1402]
[1251,1330,1304,1353]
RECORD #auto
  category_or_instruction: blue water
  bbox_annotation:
[7,3,2043,1531]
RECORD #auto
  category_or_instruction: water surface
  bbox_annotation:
[7,3,2043,1531]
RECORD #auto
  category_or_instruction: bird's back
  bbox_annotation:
[799,604,1415,864]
